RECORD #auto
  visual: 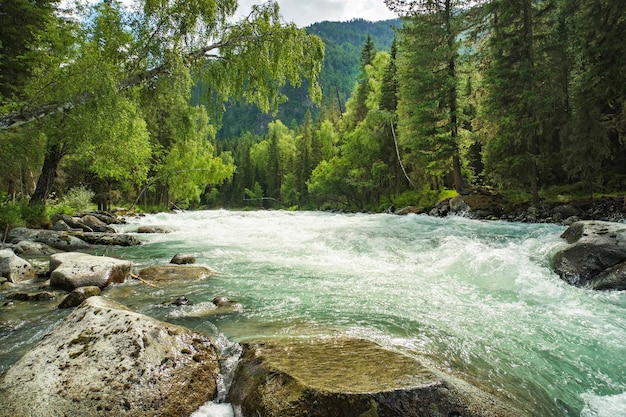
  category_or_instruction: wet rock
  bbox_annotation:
[58,286,101,308]
[0,296,220,417]
[51,219,72,231]
[138,265,215,283]
[170,253,196,265]
[7,227,91,252]
[50,252,132,291]
[449,195,471,213]
[162,295,193,307]
[396,206,428,216]
[552,220,626,289]
[79,214,116,233]
[228,338,522,417]
[6,291,56,302]
[136,225,173,234]
[68,231,142,246]
[13,240,58,256]
[0,249,35,283]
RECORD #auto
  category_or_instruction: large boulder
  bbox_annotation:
[552,220,626,290]
[0,249,35,283]
[79,214,116,233]
[0,296,220,417]
[228,338,522,417]
[138,265,215,283]
[50,252,132,291]
[170,253,196,265]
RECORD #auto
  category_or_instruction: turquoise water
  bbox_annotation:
[2,210,626,416]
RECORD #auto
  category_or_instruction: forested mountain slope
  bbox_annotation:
[213,18,401,139]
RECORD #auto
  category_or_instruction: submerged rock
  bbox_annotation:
[552,220,626,290]
[0,296,220,417]
[138,265,215,283]
[50,252,131,291]
[228,338,522,417]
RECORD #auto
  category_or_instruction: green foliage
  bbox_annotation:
[0,199,25,238]
[59,186,95,213]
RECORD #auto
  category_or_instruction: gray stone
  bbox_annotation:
[50,252,132,291]
[449,195,471,213]
[170,253,196,265]
[553,220,626,289]
[136,225,173,234]
[58,286,101,308]
[7,291,56,302]
[0,249,35,283]
[68,231,142,246]
[80,214,116,233]
[138,265,215,283]
[0,296,220,417]
[7,227,91,251]
[51,220,72,231]
[228,338,522,417]
[13,240,57,256]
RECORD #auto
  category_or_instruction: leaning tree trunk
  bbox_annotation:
[29,144,63,205]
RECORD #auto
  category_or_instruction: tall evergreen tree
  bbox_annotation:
[389,0,468,193]
[480,0,565,202]
[353,35,377,124]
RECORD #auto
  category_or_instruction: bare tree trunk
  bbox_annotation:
[29,144,63,205]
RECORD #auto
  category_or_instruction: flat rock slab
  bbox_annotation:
[228,338,521,417]
[0,296,220,417]
[50,252,132,291]
[138,265,215,283]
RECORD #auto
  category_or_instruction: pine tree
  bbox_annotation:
[391,0,468,193]
[353,35,376,124]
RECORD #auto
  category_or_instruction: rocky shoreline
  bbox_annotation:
[1,207,625,416]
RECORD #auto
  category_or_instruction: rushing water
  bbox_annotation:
[2,210,626,416]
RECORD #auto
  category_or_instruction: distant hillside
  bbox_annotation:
[213,18,402,139]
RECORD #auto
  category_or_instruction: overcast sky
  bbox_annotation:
[235,0,398,27]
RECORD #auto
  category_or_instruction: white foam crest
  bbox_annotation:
[581,391,626,417]
[190,401,234,417]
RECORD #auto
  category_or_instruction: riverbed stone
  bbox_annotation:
[228,338,522,417]
[0,249,35,283]
[12,240,58,256]
[7,227,92,251]
[58,286,101,308]
[137,225,173,234]
[68,231,142,246]
[0,296,220,417]
[50,252,131,291]
[170,253,196,264]
[138,264,215,283]
[553,220,626,289]
[80,214,116,233]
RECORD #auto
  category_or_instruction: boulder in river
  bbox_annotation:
[7,227,91,252]
[0,249,35,283]
[136,225,173,234]
[138,264,215,283]
[170,253,196,265]
[228,338,522,417]
[552,220,626,290]
[68,231,142,246]
[50,252,131,291]
[58,285,101,308]
[0,296,220,417]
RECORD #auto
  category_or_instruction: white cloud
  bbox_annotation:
[236,0,397,27]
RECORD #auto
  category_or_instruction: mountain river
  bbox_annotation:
[1,210,625,416]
